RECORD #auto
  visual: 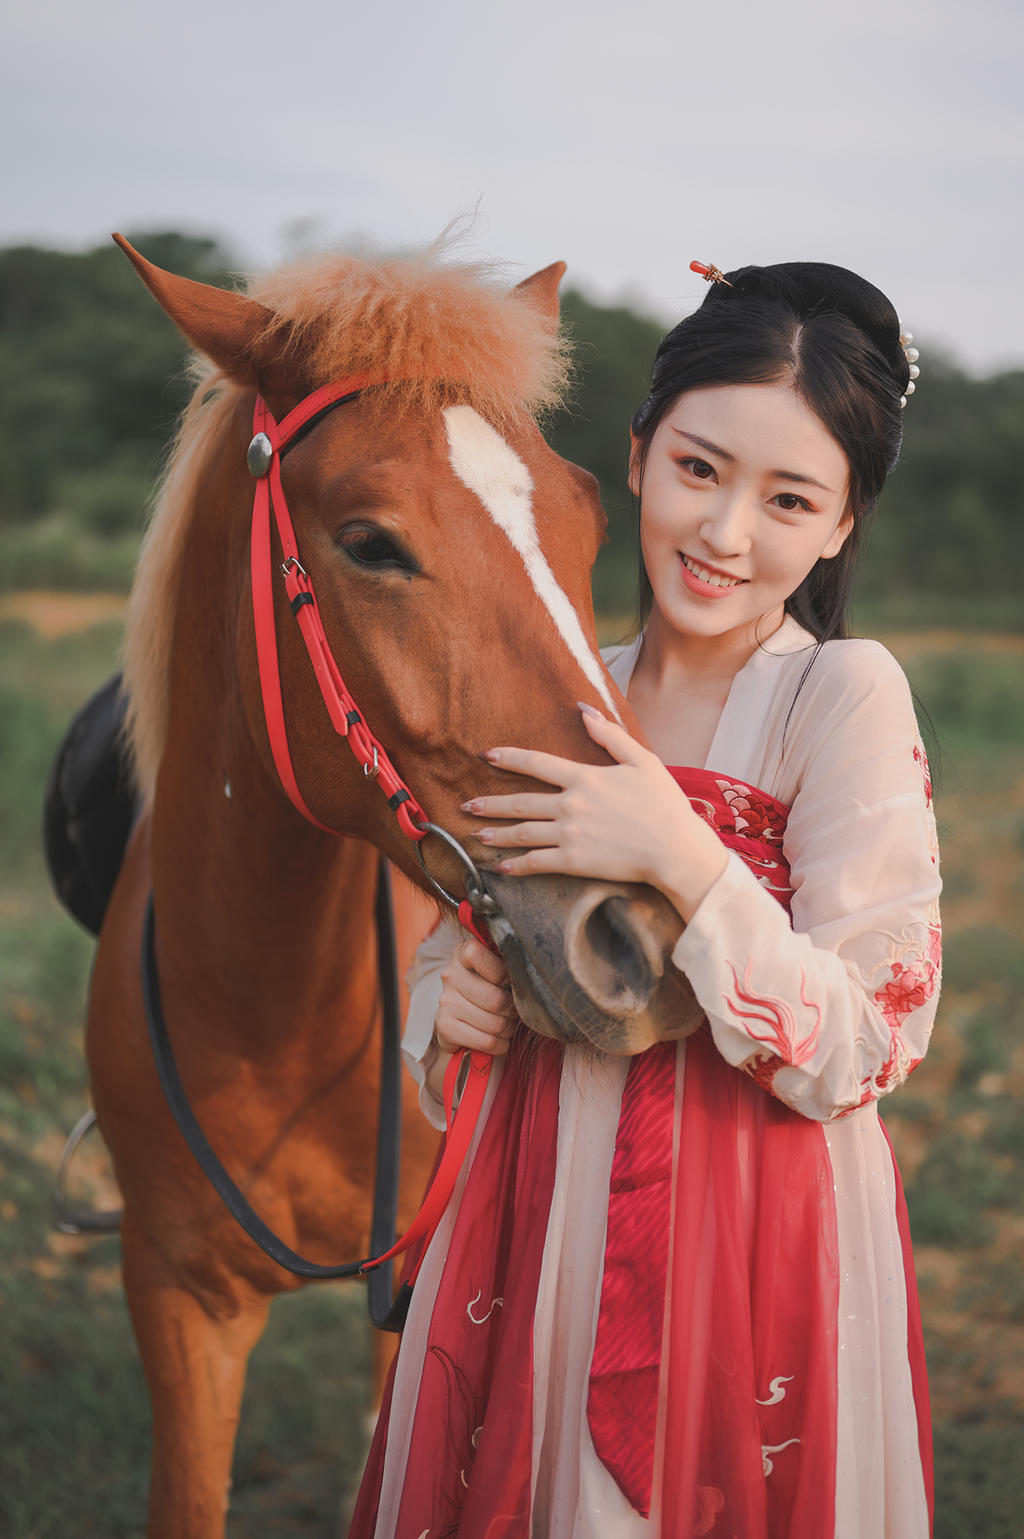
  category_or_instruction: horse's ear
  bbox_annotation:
[112,234,276,387]
[513,262,567,324]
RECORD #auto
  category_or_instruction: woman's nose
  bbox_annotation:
[700,495,754,557]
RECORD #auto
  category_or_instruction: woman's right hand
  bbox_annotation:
[434,936,518,1057]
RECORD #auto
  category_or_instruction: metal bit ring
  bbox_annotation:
[414,821,499,915]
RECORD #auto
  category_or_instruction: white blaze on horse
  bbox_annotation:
[85,235,698,1538]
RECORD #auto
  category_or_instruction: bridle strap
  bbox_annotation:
[250,379,430,842]
[251,426,331,831]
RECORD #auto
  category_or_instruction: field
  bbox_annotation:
[1,594,1022,1536]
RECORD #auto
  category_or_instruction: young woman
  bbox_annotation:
[349,262,941,1538]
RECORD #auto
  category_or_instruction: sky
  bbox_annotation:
[4,0,1022,374]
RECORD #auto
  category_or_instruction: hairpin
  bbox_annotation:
[690,260,733,288]
[898,328,920,408]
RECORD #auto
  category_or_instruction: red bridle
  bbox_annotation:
[247,377,494,1286]
[249,378,430,842]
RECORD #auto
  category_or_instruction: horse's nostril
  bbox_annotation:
[567,894,660,1019]
[585,898,650,997]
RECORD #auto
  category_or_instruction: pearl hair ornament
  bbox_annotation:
[899,328,921,409]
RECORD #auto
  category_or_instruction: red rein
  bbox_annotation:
[248,380,493,1288]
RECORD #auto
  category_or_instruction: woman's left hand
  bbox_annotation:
[462,704,729,922]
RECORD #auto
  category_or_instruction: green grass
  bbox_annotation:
[907,1132,1016,1248]
[933,1422,1024,1539]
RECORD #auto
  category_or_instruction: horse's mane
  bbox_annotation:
[122,245,571,802]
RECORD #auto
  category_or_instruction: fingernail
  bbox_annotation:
[494,860,513,873]
[577,701,601,719]
[461,799,481,813]
[478,828,495,843]
[483,748,502,763]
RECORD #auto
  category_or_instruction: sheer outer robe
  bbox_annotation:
[359,616,940,1538]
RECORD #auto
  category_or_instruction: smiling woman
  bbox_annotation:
[350,262,940,1539]
[634,381,853,661]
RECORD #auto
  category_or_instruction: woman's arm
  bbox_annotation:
[402,918,459,1130]
[671,643,941,1120]
[464,641,940,1124]
[402,920,516,1130]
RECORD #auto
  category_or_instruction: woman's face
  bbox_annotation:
[632,380,853,648]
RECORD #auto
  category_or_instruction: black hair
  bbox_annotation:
[631,262,911,642]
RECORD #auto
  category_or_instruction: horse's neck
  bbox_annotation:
[149,495,379,1047]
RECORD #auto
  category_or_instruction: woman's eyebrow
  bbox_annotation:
[671,428,835,494]
[672,428,734,461]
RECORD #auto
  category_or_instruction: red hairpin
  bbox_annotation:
[690,260,733,288]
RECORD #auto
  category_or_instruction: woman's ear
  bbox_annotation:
[821,509,855,560]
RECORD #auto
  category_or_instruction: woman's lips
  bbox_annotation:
[679,551,748,598]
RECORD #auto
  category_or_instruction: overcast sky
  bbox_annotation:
[4,0,1022,374]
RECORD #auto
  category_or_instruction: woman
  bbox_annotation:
[350,262,940,1538]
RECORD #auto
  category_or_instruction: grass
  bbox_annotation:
[933,1423,1024,1539]
[1,600,1022,1533]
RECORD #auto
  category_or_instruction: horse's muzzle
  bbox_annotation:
[479,870,705,1056]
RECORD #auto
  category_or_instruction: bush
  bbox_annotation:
[0,515,137,593]
[907,1133,1014,1247]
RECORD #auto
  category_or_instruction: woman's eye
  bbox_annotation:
[773,492,812,513]
[681,457,716,481]
[339,528,408,569]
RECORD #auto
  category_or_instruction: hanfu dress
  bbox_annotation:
[348,615,942,1539]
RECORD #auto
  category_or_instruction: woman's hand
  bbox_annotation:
[434,936,518,1058]
[463,704,729,923]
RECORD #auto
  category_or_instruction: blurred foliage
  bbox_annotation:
[0,232,234,585]
[1,236,1023,629]
[547,291,663,611]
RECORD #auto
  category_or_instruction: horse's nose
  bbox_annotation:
[477,869,700,1055]
[479,870,675,1026]
[563,889,663,1017]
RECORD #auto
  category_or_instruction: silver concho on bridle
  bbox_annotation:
[247,433,274,478]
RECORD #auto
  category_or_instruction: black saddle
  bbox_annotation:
[43,673,138,935]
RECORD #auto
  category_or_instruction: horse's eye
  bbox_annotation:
[339,528,409,570]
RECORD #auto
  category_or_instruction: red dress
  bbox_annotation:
[351,624,940,1538]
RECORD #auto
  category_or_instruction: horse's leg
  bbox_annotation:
[121,1211,270,1539]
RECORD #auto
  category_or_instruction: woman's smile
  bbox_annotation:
[679,551,749,595]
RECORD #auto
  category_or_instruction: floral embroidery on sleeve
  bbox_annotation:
[834,920,942,1113]
[871,921,941,1025]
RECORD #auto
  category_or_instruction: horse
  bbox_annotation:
[87,233,699,1538]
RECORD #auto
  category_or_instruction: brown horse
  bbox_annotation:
[87,235,698,1538]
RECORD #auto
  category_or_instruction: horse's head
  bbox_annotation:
[117,235,702,1055]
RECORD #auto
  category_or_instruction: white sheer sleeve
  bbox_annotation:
[401,915,462,1131]
[671,641,942,1122]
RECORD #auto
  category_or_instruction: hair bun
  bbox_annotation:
[708,262,910,392]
